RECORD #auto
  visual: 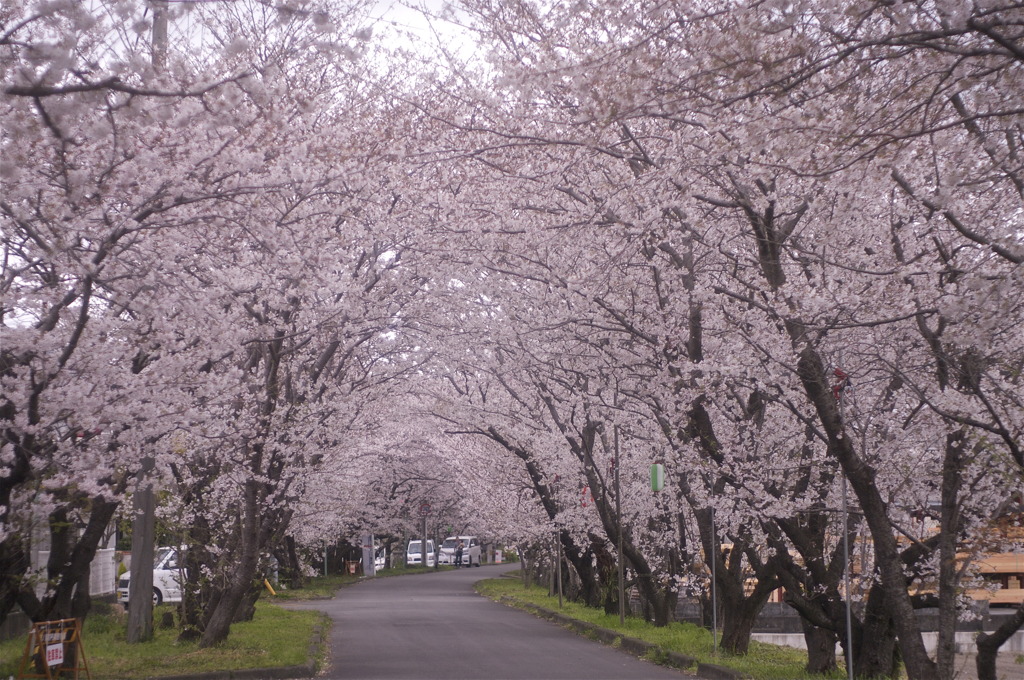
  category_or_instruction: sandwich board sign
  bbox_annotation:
[17,618,90,679]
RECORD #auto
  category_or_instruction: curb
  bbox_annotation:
[499,597,750,680]
[144,621,326,680]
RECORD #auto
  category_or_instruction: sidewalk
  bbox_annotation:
[952,653,1024,680]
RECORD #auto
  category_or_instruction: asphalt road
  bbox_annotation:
[286,563,696,680]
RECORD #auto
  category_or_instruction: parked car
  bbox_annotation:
[117,546,184,606]
[406,539,436,567]
[438,536,481,567]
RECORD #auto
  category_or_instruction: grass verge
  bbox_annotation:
[0,567,454,677]
[475,577,847,680]
[269,573,355,600]
[265,564,456,601]
[0,600,327,679]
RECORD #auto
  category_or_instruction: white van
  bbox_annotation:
[117,546,184,605]
[406,539,436,567]
[438,536,481,567]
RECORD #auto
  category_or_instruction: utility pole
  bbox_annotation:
[126,457,155,642]
[127,3,167,643]
[151,0,168,71]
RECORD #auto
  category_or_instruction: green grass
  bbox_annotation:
[475,577,847,680]
[268,573,355,600]
[0,600,326,679]
[266,564,456,601]
[1,565,480,678]
[371,564,457,578]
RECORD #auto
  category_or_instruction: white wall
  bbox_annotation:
[32,546,119,598]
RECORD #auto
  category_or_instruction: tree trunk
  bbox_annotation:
[593,534,619,614]
[801,617,838,674]
[177,518,213,643]
[15,497,118,624]
[127,460,156,643]
[282,535,303,590]
[0,537,29,628]
[520,544,532,588]
[198,556,258,647]
[852,584,900,679]
[484,427,604,607]
[796,345,936,679]
[719,607,756,655]
[559,533,602,608]
[635,572,677,626]
[976,603,1024,680]
[232,586,260,624]
[717,574,775,655]
[770,526,845,673]
[935,431,966,680]
[773,514,918,679]
[735,194,934,678]
[198,483,261,648]
[696,508,777,655]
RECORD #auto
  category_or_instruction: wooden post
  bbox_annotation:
[126,457,155,643]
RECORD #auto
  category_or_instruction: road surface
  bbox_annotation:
[286,563,699,680]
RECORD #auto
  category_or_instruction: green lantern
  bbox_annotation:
[650,463,665,492]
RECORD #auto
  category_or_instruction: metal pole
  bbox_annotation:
[615,425,624,625]
[556,528,563,608]
[842,475,854,680]
[839,389,855,680]
[711,505,718,656]
[421,515,428,568]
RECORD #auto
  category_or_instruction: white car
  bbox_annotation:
[438,536,481,567]
[117,547,184,606]
[406,539,436,567]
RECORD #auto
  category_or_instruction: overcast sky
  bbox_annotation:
[369,0,475,58]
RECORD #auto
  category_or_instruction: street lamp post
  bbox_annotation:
[615,425,624,626]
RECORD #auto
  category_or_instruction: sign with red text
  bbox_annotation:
[45,642,64,667]
[17,618,90,679]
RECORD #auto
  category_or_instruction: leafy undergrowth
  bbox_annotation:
[0,601,326,679]
[475,577,847,680]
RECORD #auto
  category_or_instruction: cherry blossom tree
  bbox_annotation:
[4,1,1020,677]
[401,2,1022,678]
[1,0,428,647]
[1,0,258,625]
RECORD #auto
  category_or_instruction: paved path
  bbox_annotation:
[952,654,1024,680]
[286,564,702,680]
